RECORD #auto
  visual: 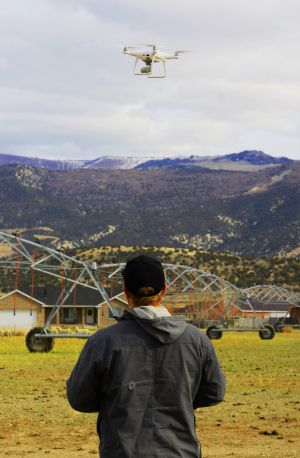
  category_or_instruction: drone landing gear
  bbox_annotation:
[148,61,166,79]
[133,59,166,78]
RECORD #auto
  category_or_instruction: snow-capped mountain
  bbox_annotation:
[0,150,294,171]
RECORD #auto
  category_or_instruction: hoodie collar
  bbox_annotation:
[124,308,187,344]
[129,305,171,319]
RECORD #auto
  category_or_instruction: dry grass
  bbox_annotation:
[32,234,59,241]
[197,332,300,457]
[0,328,27,336]
[0,245,12,258]
[0,332,299,457]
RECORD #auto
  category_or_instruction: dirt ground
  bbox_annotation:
[0,332,299,457]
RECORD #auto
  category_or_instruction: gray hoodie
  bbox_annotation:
[67,307,226,458]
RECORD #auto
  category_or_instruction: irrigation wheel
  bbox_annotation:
[258,324,275,340]
[206,325,223,340]
[26,327,55,352]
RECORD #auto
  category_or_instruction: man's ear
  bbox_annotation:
[162,284,167,296]
[124,286,134,309]
[124,286,129,299]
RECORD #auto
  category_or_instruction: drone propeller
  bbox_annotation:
[174,49,189,56]
[123,46,139,52]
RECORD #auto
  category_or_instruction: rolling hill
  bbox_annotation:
[0,161,299,256]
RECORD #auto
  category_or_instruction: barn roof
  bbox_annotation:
[238,299,292,312]
[0,289,45,306]
[23,286,102,307]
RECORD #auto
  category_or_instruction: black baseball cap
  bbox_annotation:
[122,255,165,296]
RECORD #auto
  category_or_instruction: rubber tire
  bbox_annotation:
[259,324,275,340]
[274,322,283,333]
[206,325,223,340]
[26,327,54,353]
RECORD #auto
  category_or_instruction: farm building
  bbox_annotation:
[99,292,128,326]
[27,286,103,327]
[238,299,294,320]
[0,286,106,329]
[0,290,45,329]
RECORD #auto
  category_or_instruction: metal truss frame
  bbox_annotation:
[232,284,300,316]
[0,232,239,337]
[99,262,240,314]
[240,285,300,330]
[0,231,116,337]
[0,231,299,343]
[241,285,299,305]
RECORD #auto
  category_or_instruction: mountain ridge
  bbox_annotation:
[214,150,292,165]
[0,150,295,172]
[0,153,85,170]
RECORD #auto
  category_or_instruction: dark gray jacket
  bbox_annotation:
[67,312,226,457]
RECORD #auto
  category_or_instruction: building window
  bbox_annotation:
[62,307,77,324]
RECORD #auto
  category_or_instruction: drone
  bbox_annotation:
[123,44,186,78]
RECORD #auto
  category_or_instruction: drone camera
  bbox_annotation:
[141,66,151,74]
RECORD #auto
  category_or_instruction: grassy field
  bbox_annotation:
[0,332,299,457]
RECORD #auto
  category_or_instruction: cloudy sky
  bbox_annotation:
[1,0,300,160]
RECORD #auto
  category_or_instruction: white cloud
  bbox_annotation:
[0,0,299,159]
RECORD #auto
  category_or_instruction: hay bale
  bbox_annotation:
[13,329,26,336]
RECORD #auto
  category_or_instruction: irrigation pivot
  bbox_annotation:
[1,232,299,349]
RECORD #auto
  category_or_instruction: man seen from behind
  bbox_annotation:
[67,255,226,457]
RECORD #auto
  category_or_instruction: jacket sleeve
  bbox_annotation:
[193,337,226,409]
[66,337,103,413]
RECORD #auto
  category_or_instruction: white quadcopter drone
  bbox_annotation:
[123,44,186,78]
